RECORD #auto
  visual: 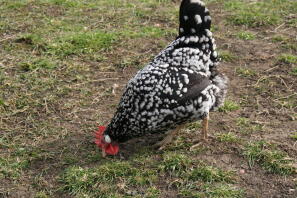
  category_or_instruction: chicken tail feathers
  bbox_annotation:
[179,0,211,36]
[211,74,228,110]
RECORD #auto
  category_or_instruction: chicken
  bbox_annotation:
[95,0,228,156]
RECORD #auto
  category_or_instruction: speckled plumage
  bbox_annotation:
[104,0,228,142]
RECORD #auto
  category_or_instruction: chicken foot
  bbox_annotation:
[153,124,185,150]
[190,113,209,150]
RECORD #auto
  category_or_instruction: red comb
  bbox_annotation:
[94,125,119,155]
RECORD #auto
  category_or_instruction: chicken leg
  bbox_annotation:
[202,113,209,140]
[153,124,185,150]
[190,113,209,150]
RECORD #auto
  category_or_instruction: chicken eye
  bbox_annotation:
[104,135,111,143]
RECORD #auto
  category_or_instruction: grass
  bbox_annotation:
[60,161,158,196]
[19,58,57,71]
[180,184,244,198]
[277,54,297,64]
[158,152,192,176]
[219,50,237,62]
[179,164,242,197]
[271,35,297,52]
[224,0,297,27]
[290,132,297,140]
[188,165,234,183]
[235,67,257,77]
[216,132,239,143]
[46,31,117,58]
[236,117,263,135]
[243,141,296,175]
[219,100,240,113]
[236,31,255,40]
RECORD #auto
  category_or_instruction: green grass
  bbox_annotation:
[186,121,202,130]
[236,31,255,40]
[219,50,237,62]
[224,0,297,27]
[180,184,244,198]
[159,152,192,176]
[290,132,297,140]
[243,141,296,175]
[272,35,287,43]
[60,161,158,196]
[219,100,240,113]
[19,58,57,71]
[0,146,49,180]
[236,117,263,135]
[235,67,257,77]
[179,164,242,197]
[271,35,297,52]
[46,31,117,57]
[278,54,297,64]
[203,184,244,198]
[216,132,239,143]
[188,165,234,183]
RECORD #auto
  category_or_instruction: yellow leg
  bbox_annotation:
[153,124,185,150]
[190,113,209,150]
[202,113,209,140]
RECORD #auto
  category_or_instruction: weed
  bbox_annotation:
[243,141,296,175]
[224,0,297,27]
[278,54,297,64]
[204,184,244,198]
[236,117,263,135]
[290,132,297,140]
[35,191,49,198]
[186,121,202,130]
[180,183,243,198]
[272,35,287,43]
[4,1,27,9]
[236,31,255,40]
[145,186,161,198]
[159,152,192,176]
[219,100,240,113]
[271,36,297,52]
[219,50,236,62]
[188,165,234,183]
[16,33,44,47]
[44,0,82,7]
[19,58,57,71]
[47,31,117,57]
[60,161,157,196]
[216,132,239,143]
[235,67,256,77]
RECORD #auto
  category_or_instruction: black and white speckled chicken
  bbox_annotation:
[95,0,228,156]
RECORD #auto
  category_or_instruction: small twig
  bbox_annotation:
[97,72,117,74]
[0,35,16,43]
[265,66,278,72]
[90,78,120,82]
[273,23,285,32]
[253,75,291,90]
[44,98,49,114]
[273,93,297,101]
[276,75,289,90]
[74,78,120,87]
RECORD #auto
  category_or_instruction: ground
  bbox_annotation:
[0,0,296,197]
